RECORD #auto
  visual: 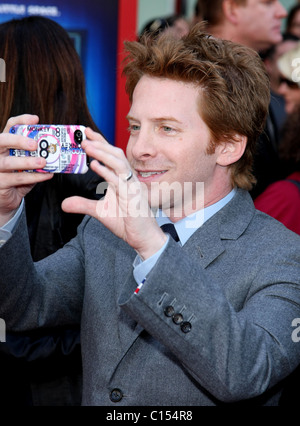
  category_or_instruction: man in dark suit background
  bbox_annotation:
[197,0,288,198]
[0,24,299,406]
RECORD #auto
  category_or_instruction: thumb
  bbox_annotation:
[62,196,99,218]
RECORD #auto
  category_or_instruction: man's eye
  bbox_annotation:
[128,124,140,132]
[163,126,174,133]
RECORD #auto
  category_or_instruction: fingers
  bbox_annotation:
[85,127,108,143]
[0,131,37,150]
[83,129,125,164]
[0,114,40,153]
[3,114,39,133]
[0,170,53,190]
[0,117,53,182]
[0,154,47,173]
[83,128,134,184]
[62,196,98,218]
[0,118,46,172]
[0,134,47,172]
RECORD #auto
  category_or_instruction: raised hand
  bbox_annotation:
[62,128,167,259]
[0,115,53,226]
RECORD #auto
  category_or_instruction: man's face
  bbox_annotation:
[235,0,287,51]
[278,79,300,114]
[264,40,299,92]
[126,76,228,218]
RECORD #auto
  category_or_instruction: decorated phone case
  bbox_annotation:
[9,124,88,174]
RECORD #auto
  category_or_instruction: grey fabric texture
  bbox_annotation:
[0,189,300,406]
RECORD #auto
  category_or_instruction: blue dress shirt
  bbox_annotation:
[133,188,236,286]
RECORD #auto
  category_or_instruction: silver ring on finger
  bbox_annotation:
[124,169,133,181]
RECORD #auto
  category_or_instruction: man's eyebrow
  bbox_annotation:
[126,115,182,124]
[151,117,182,124]
[126,115,137,122]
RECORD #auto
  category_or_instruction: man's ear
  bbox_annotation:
[223,0,241,24]
[216,135,247,167]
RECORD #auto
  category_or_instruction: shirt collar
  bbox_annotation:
[155,188,237,246]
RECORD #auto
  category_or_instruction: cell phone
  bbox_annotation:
[9,124,89,174]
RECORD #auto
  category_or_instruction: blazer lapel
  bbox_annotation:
[183,189,255,269]
[184,219,226,269]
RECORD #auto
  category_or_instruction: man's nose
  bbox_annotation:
[276,1,287,19]
[130,130,157,160]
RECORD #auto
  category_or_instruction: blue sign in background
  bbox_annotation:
[0,1,118,144]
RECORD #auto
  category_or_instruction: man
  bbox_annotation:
[0,25,299,406]
[198,0,288,198]
[200,0,286,51]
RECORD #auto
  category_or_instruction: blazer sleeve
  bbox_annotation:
[119,235,300,403]
[0,208,85,330]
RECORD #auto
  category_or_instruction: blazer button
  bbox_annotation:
[110,388,123,403]
[173,313,183,325]
[181,321,192,333]
[164,305,175,317]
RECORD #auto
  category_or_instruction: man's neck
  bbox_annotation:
[162,185,234,223]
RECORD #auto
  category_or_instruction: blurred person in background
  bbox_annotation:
[285,4,300,39]
[198,0,286,52]
[190,0,204,26]
[263,33,299,95]
[197,0,287,198]
[262,32,299,130]
[255,42,300,235]
[277,41,300,114]
[0,16,104,406]
[139,14,190,40]
[254,104,300,235]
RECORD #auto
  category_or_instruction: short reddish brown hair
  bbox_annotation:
[123,23,270,190]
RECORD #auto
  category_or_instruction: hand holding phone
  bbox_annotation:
[9,124,89,174]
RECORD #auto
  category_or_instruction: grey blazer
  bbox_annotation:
[1,189,300,406]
